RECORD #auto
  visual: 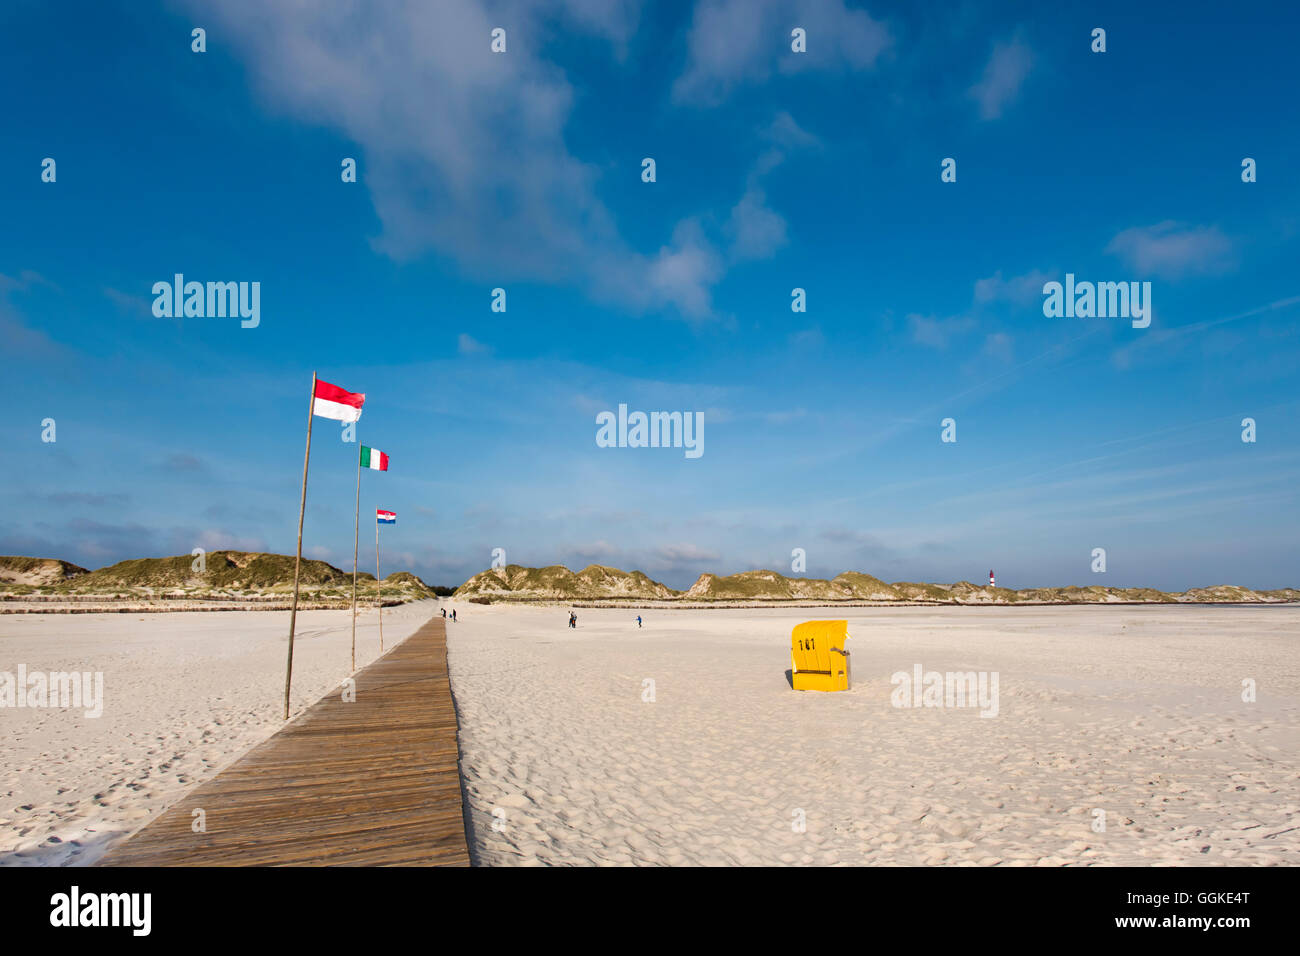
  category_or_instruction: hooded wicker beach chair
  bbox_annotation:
[790,620,851,692]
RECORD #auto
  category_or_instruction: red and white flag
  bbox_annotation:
[312,379,365,422]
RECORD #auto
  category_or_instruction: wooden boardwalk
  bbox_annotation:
[99,615,469,866]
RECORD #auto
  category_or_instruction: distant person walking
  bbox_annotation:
[451,609,457,622]
[569,611,576,629]
[636,615,642,628]
[441,607,446,619]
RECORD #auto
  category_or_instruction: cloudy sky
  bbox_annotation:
[2,0,1298,590]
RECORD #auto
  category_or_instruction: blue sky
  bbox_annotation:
[2,0,1298,590]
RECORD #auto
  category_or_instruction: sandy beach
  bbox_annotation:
[3,600,1297,866]
[0,600,435,865]
[446,603,1299,866]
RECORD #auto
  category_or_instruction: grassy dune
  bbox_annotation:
[0,552,439,604]
[454,563,1299,605]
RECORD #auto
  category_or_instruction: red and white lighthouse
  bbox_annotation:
[989,569,995,588]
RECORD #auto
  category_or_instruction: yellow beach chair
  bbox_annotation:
[791,620,851,692]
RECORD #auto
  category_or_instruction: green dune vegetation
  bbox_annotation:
[0,552,439,604]
[455,564,678,602]
[4,554,1296,607]
[454,563,1300,606]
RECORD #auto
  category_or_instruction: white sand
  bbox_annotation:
[4,600,1296,867]
[0,600,435,865]
[445,602,1300,866]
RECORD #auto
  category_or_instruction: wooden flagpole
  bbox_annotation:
[374,515,382,650]
[376,514,383,651]
[351,442,360,673]
[283,371,316,720]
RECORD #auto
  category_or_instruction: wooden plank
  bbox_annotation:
[98,615,470,867]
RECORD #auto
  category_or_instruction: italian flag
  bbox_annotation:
[360,446,389,471]
[313,379,365,422]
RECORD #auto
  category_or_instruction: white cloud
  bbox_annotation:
[788,326,824,348]
[974,269,1053,306]
[673,0,891,105]
[646,220,725,319]
[721,111,820,265]
[0,271,65,359]
[1105,221,1235,279]
[458,332,492,355]
[654,543,722,564]
[969,35,1033,120]
[725,186,788,261]
[980,332,1015,363]
[0,270,56,295]
[103,287,153,319]
[906,269,1040,354]
[183,0,744,320]
[534,0,642,53]
[567,539,622,562]
[196,529,266,552]
[907,313,975,349]
[763,110,821,149]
